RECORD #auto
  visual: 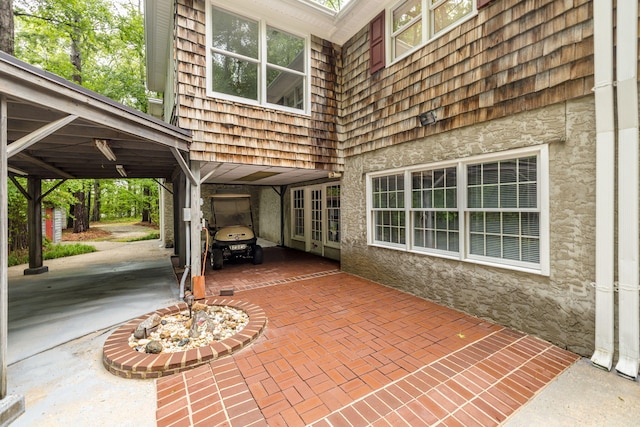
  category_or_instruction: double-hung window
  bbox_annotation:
[367,146,548,274]
[371,174,406,246]
[391,0,475,61]
[467,156,540,265]
[412,167,459,253]
[209,5,309,112]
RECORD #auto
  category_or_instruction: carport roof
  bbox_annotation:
[1,51,191,181]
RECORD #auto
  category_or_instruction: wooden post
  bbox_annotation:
[189,161,201,292]
[24,176,47,275]
[1,90,8,401]
[173,173,186,267]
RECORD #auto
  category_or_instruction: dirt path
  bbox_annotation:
[62,222,158,242]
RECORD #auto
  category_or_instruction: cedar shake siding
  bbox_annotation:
[174,0,341,171]
[338,0,593,157]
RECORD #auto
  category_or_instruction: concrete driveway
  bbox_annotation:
[7,226,178,426]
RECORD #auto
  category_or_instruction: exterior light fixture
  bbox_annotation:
[95,139,117,161]
[418,111,437,126]
[116,164,127,177]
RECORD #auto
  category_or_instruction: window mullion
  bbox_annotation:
[405,170,412,250]
[458,162,467,262]
[423,0,429,41]
[391,14,422,38]
[266,62,306,77]
[211,47,260,64]
[259,19,266,105]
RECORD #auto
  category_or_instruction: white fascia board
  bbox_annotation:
[203,0,392,45]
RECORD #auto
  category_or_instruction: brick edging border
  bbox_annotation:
[102,298,267,379]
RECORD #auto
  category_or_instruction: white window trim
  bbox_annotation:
[387,0,478,66]
[291,188,306,240]
[206,2,312,115]
[366,145,550,276]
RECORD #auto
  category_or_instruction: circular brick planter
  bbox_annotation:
[102,298,267,379]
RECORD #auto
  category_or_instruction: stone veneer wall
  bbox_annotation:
[340,96,596,356]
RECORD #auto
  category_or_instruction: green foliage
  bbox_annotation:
[14,0,150,109]
[313,0,348,11]
[8,242,97,266]
[44,242,97,259]
[123,231,160,243]
[99,179,159,223]
[8,178,28,251]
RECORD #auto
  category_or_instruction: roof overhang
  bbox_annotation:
[200,161,334,186]
[145,0,391,92]
[1,51,191,180]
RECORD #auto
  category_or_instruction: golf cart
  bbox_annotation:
[207,194,263,270]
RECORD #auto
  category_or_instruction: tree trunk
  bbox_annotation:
[73,191,88,233]
[70,18,82,85]
[67,203,74,229]
[86,183,91,227]
[0,0,14,55]
[91,180,101,222]
[142,186,150,223]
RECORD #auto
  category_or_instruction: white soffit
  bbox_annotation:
[213,0,390,44]
[201,162,331,185]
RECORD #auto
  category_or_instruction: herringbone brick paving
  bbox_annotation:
[156,248,578,426]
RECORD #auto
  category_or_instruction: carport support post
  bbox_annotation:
[189,161,201,287]
[0,95,25,421]
[24,176,48,275]
[173,173,186,267]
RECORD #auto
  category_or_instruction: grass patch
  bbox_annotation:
[123,231,160,242]
[8,243,97,267]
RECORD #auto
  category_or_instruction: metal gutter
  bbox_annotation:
[615,0,640,380]
[590,0,615,371]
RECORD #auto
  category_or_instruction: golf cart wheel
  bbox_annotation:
[252,245,263,265]
[211,248,224,270]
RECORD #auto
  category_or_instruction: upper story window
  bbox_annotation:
[209,5,309,113]
[391,0,475,61]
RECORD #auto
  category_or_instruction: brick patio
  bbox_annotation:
[155,247,578,426]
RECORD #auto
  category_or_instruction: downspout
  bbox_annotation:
[590,0,615,371]
[615,0,640,380]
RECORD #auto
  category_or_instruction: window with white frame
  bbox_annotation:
[209,5,308,112]
[371,174,406,245]
[467,156,540,264]
[293,188,305,238]
[412,167,459,253]
[326,185,341,243]
[391,0,475,60]
[367,147,548,274]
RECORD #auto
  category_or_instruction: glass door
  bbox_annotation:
[310,188,323,255]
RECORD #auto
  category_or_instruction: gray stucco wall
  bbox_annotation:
[340,97,596,356]
[258,187,282,245]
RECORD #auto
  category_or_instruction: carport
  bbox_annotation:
[0,51,197,424]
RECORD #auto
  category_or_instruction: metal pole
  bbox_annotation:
[1,95,8,399]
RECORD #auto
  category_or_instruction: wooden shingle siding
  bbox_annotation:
[339,0,594,158]
[174,0,340,170]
